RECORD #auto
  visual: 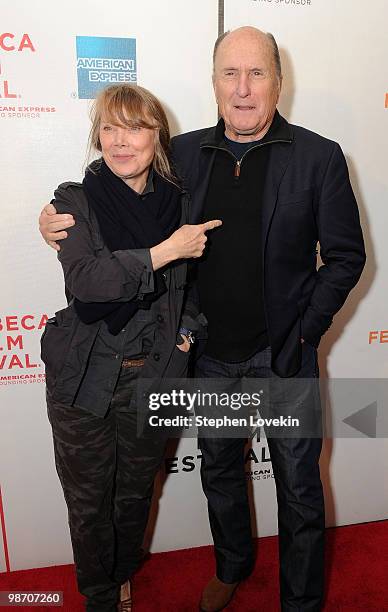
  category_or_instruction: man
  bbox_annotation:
[40,27,365,611]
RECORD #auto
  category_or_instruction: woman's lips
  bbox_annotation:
[113,155,135,162]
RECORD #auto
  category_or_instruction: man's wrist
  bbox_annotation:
[179,327,195,344]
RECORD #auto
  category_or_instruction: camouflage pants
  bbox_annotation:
[47,366,167,611]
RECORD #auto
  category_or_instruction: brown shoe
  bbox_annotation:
[199,576,239,612]
[118,580,132,611]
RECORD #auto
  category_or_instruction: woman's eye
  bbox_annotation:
[102,125,112,131]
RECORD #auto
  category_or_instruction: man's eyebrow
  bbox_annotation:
[220,66,265,71]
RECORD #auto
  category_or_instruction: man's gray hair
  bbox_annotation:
[213,30,282,80]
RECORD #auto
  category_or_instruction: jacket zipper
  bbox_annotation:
[201,139,291,179]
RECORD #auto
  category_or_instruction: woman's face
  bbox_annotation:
[99,113,156,193]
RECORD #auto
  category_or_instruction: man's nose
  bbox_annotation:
[236,73,250,98]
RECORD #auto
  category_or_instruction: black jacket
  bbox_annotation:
[171,112,366,377]
[41,182,197,409]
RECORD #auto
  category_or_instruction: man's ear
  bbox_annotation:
[278,75,283,95]
[212,74,218,105]
[275,75,282,104]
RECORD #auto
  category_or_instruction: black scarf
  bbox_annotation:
[74,159,181,334]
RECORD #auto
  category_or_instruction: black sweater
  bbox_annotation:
[198,142,270,362]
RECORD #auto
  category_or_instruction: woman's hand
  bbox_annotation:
[168,220,223,259]
[150,219,222,270]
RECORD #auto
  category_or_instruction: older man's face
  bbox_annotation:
[213,30,281,142]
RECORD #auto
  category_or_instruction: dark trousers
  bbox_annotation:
[47,367,167,612]
[196,345,325,612]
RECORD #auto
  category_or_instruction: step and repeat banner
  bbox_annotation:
[223,0,388,528]
[1,0,388,572]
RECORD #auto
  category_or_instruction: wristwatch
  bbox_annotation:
[179,327,196,344]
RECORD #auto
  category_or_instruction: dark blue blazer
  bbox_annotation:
[171,112,366,377]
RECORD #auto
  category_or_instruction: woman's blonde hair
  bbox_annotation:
[87,84,176,184]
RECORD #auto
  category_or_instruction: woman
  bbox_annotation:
[41,83,220,612]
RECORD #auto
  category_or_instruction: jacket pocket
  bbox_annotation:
[41,309,73,383]
[278,188,312,206]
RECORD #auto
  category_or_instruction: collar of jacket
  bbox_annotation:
[199,109,293,149]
